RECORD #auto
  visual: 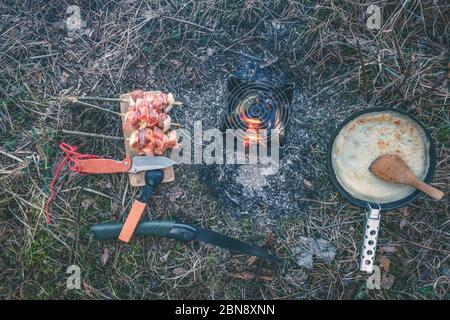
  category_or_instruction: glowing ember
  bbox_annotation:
[240,113,263,146]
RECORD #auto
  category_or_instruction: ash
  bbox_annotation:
[168,56,363,220]
[236,164,270,194]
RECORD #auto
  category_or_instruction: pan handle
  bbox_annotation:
[359,204,381,273]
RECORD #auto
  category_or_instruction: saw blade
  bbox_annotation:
[193,227,280,261]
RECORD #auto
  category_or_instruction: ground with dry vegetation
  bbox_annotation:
[0,1,448,299]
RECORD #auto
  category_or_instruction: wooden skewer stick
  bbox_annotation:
[66,97,183,116]
[61,130,126,141]
[74,96,122,103]
[64,97,123,117]
[66,95,184,106]
[61,122,182,141]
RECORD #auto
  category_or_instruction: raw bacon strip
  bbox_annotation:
[162,114,171,132]
[165,130,178,148]
[129,127,178,156]
[127,90,179,156]
[125,90,175,131]
[153,127,165,156]
[139,108,159,128]
[152,92,168,111]
[157,113,167,129]
[124,108,140,131]
[131,90,144,102]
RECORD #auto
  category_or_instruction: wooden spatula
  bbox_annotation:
[370,154,444,200]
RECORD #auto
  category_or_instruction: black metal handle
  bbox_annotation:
[138,169,164,203]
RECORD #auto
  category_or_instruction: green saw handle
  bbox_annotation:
[91,220,197,242]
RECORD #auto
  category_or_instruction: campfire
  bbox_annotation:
[220,75,294,149]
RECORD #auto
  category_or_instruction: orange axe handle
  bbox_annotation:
[118,200,147,243]
[118,170,164,242]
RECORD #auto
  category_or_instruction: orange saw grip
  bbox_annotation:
[74,155,132,174]
[118,200,147,243]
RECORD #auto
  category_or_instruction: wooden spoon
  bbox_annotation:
[370,154,444,200]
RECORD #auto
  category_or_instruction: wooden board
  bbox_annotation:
[120,93,175,187]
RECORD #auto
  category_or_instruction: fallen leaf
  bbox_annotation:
[81,197,95,210]
[314,239,337,263]
[398,206,411,217]
[295,250,314,269]
[264,231,274,247]
[247,256,257,266]
[83,28,93,37]
[271,19,281,30]
[111,202,122,215]
[293,237,337,269]
[303,179,313,189]
[170,59,183,67]
[172,267,188,276]
[99,178,112,189]
[381,274,395,289]
[206,47,215,56]
[407,226,420,241]
[168,187,183,202]
[143,10,159,20]
[35,144,45,160]
[160,251,170,263]
[100,247,109,266]
[380,245,398,254]
[60,71,70,84]
[379,256,391,273]
[293,236,314,269]
[399,218,408,230]
[82,280,93,296]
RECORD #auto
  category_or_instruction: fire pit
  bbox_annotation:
[220,75,293,147]
[193,61,317,219]
[172,57,364,221]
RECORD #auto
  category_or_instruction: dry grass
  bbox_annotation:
[0,0,448,299]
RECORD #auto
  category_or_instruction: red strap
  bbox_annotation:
[44,143,100,224]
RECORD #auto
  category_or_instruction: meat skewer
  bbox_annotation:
[124,91,177,130]
[125,90,180,156]
[129,126,179,156]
